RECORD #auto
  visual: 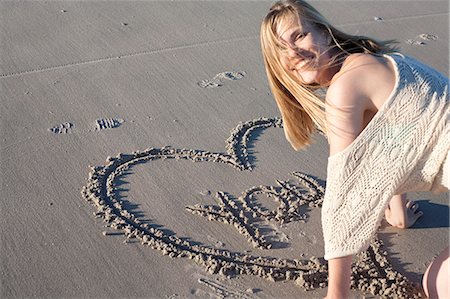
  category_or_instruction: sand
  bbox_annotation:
[1,1,448,298]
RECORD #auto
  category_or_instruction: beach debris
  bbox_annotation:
[245,288,259,294]
[48,122,73,134]
[95,118,123,130]
[373,16,383,21]
[214,241,225,248]
[199,190,211,196]
[81,117,422,298]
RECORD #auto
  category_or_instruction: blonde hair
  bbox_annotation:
[260,0,396,150]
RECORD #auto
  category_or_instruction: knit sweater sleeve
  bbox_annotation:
[321,141,404,260]
[321,53,449,260]
[321,136,407,260]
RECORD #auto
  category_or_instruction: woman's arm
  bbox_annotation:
[325,256,353,299]
[324,82,363,298]
[324,54,377,298]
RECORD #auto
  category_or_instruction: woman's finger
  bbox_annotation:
[406,200,419,211]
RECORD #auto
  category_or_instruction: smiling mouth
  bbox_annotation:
[292,57,314,71]
[297,59,311,69]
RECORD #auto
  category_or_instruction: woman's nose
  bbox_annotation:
[287,48,298,58]
[286,46,305,59]
[286,46,298,58]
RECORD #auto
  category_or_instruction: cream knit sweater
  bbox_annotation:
[322,53,449,260]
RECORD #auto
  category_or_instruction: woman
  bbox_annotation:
[260,0,449,298]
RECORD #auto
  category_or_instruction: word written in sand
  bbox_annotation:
[48,122,73,134]
[198,71,246,88]
[95,118,124,130]
[81,117,422,298]
[186,172,323,250]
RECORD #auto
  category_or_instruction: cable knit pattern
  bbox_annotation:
[322,53,449,260]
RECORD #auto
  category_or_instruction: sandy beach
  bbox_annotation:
[1,1,448,298]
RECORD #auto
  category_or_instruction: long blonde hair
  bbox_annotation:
[260,0,396,150]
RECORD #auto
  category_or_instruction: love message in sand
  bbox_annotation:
[81,117,422,298]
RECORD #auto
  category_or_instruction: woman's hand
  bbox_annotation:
[385,194,423,228]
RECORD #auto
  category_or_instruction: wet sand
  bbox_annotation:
[1,1,448,298]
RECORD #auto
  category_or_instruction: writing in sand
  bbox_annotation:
[81,117,422,298]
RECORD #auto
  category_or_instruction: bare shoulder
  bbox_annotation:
[325,53,394,156]
[327,53,395,108]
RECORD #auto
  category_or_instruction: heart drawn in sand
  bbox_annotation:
[81,117,422,298]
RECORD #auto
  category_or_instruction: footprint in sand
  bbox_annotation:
[48,118,125,135]
[406,40,426,46]
[95,118,124,130]
[406,33,438,46]
[419,34,438,41]
[48,122,73,134]
[198,71,246,88]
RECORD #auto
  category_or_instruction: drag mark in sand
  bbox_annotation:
[198,71,246,88]
[81,117,422,298]
[48,122,73,134]
[197,277,254,299]
[0,36,258,79]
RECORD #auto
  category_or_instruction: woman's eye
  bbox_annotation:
[294,32,307,41]
[292,35,301,42]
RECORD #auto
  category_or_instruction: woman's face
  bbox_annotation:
[277,15,334,85]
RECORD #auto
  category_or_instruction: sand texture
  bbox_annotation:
[1,1,448,298]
